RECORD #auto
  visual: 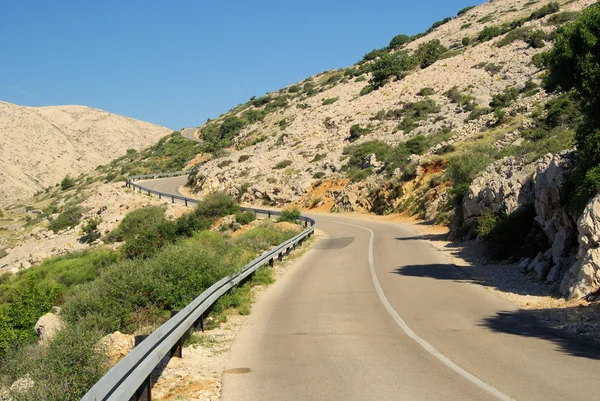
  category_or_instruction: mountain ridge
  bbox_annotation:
[0,100,171,207]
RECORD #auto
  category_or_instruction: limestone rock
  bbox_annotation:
[97,331,135,366]
[534,261,550,281]
[462,157,534,227]
[561,192,600,299]
[34,313,63,344]
[533,152,576,243]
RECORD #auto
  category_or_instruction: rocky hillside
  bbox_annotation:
[187,0,591,206]
[183,0,599,299]
[0,101,171,207]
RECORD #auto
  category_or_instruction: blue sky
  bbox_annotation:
[0,0,477,130]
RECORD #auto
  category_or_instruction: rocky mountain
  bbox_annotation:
[182,0,599,299]
[0,101,171,207]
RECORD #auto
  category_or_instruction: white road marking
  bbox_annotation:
[323,219,515,401]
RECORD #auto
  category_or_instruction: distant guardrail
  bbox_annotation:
[81,172,315,401]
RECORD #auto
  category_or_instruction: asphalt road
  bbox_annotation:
[180,127,201,143]
[140,176,600,401]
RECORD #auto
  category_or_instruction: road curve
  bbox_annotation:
[180,127,202,143]
[141,176,600,401]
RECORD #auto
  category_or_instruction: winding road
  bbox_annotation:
[139,171,600,401]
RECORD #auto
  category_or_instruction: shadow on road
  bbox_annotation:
[482,309,600,360]
[394,263,600,359]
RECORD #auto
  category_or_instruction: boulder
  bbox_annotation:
[34,313,63,344]
[97,331,135,366]
[551,228,572,262]
[534,261,551,281]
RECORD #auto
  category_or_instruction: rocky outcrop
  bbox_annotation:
[97,331,135,366]
[462,157,534,227]
[456,152,581,289]
[34,312,63,344]
[561,194,600,300]
[532,152,577,246]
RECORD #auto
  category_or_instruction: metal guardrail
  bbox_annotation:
[81,172,315,401]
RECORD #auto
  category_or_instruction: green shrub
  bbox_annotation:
[462,36,471,46]
[278,208,301,223]
[389,34,411,49]
[322,97,339,106]
[0,325,108,400]
[218,159,233,168]
[532,51,549,68]
[60,175,76,191]
[235,211,256,225]
[457,5,475,16]
[194,192,240,219]
[415,39,447,68]
[477,25,502,42]
[417,87,435,96]
[104,206,167,243]
[359,85,375,96]
[547,11,579,26]
[81,217,101,244]
[369,51,418,88]
[48,205,83,233]
[466,106,493,121]
[288,84,301,93]
[476,209,498,238]
[426,17,452,34]
[445,86,476,112]
[238,155,250,162]
[484,63,503,75]
[362,48,388,61]
[496,27,531,47]
[528,2,560,21]
[490,87,520,108]
[274,160,293,169]
[313,172,325,179]
[405,136,428,155]
[445,154,493,185]
[348,124,371,142]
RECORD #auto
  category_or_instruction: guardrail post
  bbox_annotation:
[269,258,274,267]
[170,311,182,358]
[147,190,150,196]
[193,313,204,332]
[278,252,283,262]
[158,193,161,200]
[268,211,271,218]
[185,199,188,207]
[171,195,174,203]
[133,335,152,401]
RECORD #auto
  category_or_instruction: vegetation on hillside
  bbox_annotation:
[0,192,300,399]
[543,2,600,213]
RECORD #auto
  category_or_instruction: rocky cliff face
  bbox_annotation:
[0,101,171,207]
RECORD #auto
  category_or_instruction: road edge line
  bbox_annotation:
[322,219,514,401]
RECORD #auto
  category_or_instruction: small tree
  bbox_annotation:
[370,52,418,88]
[416,40,447,68]
[389,34,411,49]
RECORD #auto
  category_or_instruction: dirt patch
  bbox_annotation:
[296,178,350,212]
